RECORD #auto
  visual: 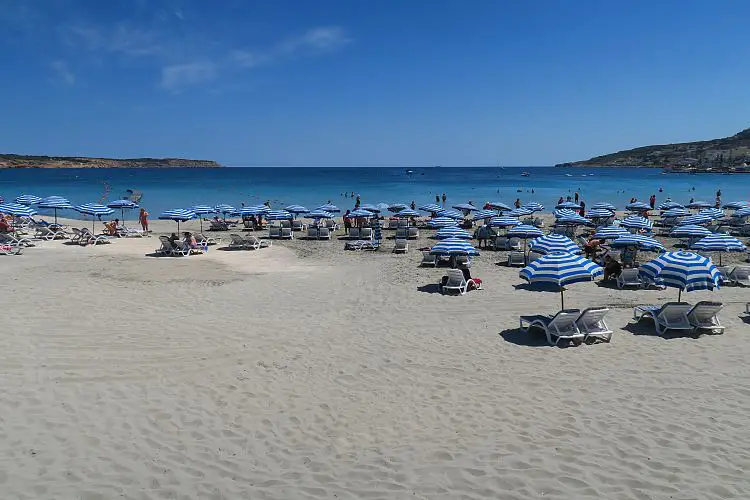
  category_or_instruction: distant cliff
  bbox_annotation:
[556,128,750,170]
[0,154,221,169]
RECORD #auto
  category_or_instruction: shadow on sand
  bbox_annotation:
[498,328,549,347]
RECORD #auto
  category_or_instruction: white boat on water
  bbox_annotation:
[521,171,530,177]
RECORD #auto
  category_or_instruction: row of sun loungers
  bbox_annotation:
[633,301,725,335]
[228,234,271,250]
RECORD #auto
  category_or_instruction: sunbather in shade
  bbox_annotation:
[603,255,622,280]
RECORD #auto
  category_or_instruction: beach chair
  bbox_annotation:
[395,228,408,240]
[280,220,291,229]
[248,235,271,248]
[617,268,643,289]
[280,227,293,239]
[519,309,584,346]
[171,241,190,256]
[35,225,67,241]
[632,302,693,336]
[344,240,368,250]
[397,219,408,229]
[317,227,331,240]
[79,228,110,246]
[387,219,399,229]
[716,266,734,285]
[507,251,525,267]
[575,307,613,343]
[420,251,437,267]
[268,226,281,239]
[492,236,509,251]
[195,233,219,245]
[507,237,522,252]
[527,251,543,263]
[307,227,319,239]
[621,248,638,268]
[0,232,34,247]
[687,301,724,334]
[440,268,472,295]
[728,266,750,286]
[156,236,174,255]
[325,219,337,231]
[348,227,360,239]
[393,239,408,253]
[229,234,249,249]
[360,227,372,240]
[119,226,147,238]
[292,220,304,232]
[209,219,230,231]
[408,227,419,239]
[455,255,472,268]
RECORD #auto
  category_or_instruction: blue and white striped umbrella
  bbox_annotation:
[435,227,472,239]
[387,203,407,212]
[372,218,382,242]
[349,209,375,218]
[159,208,196,232]
[0,202,37,217]
[39,196,73,224]
[676,214,712,226]
[471,209,496,221]
[556,215,592,226]
[487,201,512,211]
[519,252,603,309]
[235,206,267,216]
[585,208,615,219]
[191,205,215,215]
[437,209,464,219]
[394,208,420,218]
[658,201,684,210]
[609,234,665,251]
[556,201,581,209]
[488,216,520,228]
[691,234,747,265]
[697,208,724,219]
[522,202,545,212]
[620,215,653,230]
[429,237,479,256]
[214,204,236,216]
[626,201,651,211]
[661,208,691,218]
[732,207,750,218]
[452,203,478,212]
[307,210,334,219]
[591,202,616,211]
[76,203,115,231]
[285,205,310,214]
[529,234,581,255]
[507,207,533,217]
[426,216,459,228]
[639,251,721,300]
[592,226,630,240]
[507,224,543,238]
[316,204,340,213]
[722,201,749,210]
[686,200,712,209]
[670,225,711,238]
[419,203,442,213]
[266,210,293,220]
[14,194,42,205]
[360,204,380,213]
[108,199,139,209]
[553,208,577,219]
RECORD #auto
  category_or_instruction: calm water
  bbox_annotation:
[0,167,744,219]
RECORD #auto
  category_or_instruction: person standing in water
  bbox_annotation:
[410,200,416,210]
[441,193,447,207]
[435,194,440,205]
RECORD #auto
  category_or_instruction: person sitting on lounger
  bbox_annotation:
[460,263,482,290]
[0,217,11,233]
[168,233,180,246]
[603,255,622,281]
[583,237,601,260]
[104,219,120,236]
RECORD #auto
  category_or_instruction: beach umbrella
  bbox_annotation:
[556,215,592,226]
[522,202,545,212]
[316,204,340,213]
[626,201,651,211]
[592,226,630,240]
[676,214,712,226]
[107,199,139,226]
[639,251,721,301]
[372,218,382,243]
[190,205,216,232]
[349,209,375,218]
[266,210,293,221]
[519,252,603,309]
[429,237,479,257]
[698,208,724,219]
[661,208,691,218]
[435,227,472,239]
[585,208,615,219]
[686,200,712,209]
[488,216,520,228]
[555,201,581,209]
[553,208,577,218]
[609,234,665,252]
[507,224,543,239]
[488,201,512,211]
[670,225,712,238]
[285,204,310,214]
[0,196,3,203]
[591,202,616,211]
[387,203,407,213]
[158,208,196,233]
[0,202,37,217]
[426,216,459,228]
[691,234,747,265]
[658,201,684,210]
[360,204,380,213]
[529,234,581,255]
[471,209,496,221]
[14,194,42,205]
[214,204,236,220]
[722,201,750,210]
[307,210,333,219]
[437,209,464,220]
[620,215,653,231]
[418,203,442,213]
[452,203,478,212]
[76,203,115,232]
[394,208,420,218]
[507,207,533,217]
[39,196,73,224]
[732,207,750,218]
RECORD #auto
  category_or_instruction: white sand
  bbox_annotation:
[1,217,749,499]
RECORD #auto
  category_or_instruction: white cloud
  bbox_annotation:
[62,23,163,57]
[160,61,216,91]
[274,26,351,58]
[50,60,75,85]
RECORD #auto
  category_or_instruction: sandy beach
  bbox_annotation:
[2,216,750,499]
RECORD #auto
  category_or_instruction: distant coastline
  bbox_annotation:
[0,154,221,169]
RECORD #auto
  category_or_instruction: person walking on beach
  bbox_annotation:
[579,201,585,216]
[139,208,149,233]
[649,194,656,209]
[343,210,352,234]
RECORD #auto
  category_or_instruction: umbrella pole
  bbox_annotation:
[718,252,722,266]
[200,218,204,233]
[678,289,682,302]
[177,221,181,234]
[560,288,565,310]
[54,208,58,225]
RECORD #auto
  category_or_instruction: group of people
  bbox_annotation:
[167,232,205,254]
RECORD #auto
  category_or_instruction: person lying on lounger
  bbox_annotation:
[603,255,622,280]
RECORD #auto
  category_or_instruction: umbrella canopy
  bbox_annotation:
[507,207,533,217]
[426,216,459,228]
[452,203,478,212]
[732,207,750,218]
[519,252,603,309]
[691,234,747,265]
[529,234,581,255]
[507,224,543,238]
[394,208,420,218]
[487,201,512,211]
[592,226,630,240]
[76,203,115,231]
[418,203,442,213]
[349,209,375,218]
[609,234,665,251]
[686,200,712,209]
[722,201,750,210]
[307,210,334,219]
[190,205,216,232]
[236,206,268,216]
[676,214,712,226]
[658,201,684,210]
[266,210,293,220]
[158,208,196,233]
[697,208,724,219]
[39,196,73,224]
[639,251,721,301]
[661,208,691,218]
[620,215,653,230]
[14,194,42,205]
[471,209,496,221]
[429,237,479,256]
[522,202,545,212]
[285,204,310,214]
[488,216,520,228]
[0,202,37,217]
[437,209,464,220]
[591,202,616,211]
[360,204,380,213]
[435,227,472,239]
[670,225,711,238]
[585,208,615,219]
[387,203,407,212]
[626,201,651,211]
[555,201,581,209]
[316,204,340,213]
[553,208,577,219]
[556,215,592,226]
[214,204,236,215]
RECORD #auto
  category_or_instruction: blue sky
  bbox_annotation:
[1,0,749,166]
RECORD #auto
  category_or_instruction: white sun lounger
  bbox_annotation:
[348,227,360,239]
[408,227,419,239]
[35,226,67,241]
[440,268,477,295]
[0,242,23,255]
[280,227,293,239]
[575,307,613,343]
[317,227,331,240]
[519,309,584,346]
[420,251,437,266]
[687,301,724,334]
[360,227,372,240]
[507,251,525,267]
[395,228,408,240]
[307,227,319,239]
[617,268,643,289]
[633,302,693,335]
[393,239,408,253]
[0,232,34,247]
[79,229,111,246]
[728,266,750,287]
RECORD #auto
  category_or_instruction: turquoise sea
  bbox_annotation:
[0,167,745,218]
